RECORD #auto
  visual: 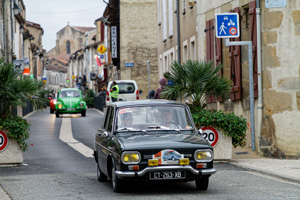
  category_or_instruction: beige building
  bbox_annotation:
[45,25,95,92]
[102,0,158,99]
[197,0,300,158]
[157,0,197,78]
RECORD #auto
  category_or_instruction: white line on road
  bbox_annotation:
[59,118,93,158]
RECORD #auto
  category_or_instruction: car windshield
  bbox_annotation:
[59,90,81,98]
[116,105,194,132]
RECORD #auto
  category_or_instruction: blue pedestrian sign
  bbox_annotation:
[215,13,240,38]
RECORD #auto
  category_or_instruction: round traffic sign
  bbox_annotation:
[229,27,237,35]
[200,126,219,147]
[0,130,9,152]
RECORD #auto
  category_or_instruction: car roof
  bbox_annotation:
[109,99,188,108]
[108,80,137,84]
[60,88,80,91]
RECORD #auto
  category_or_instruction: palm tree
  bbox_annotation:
[0,59,45,118]
[161,60,231,108]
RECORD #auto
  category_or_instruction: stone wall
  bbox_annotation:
[120,0,158,99]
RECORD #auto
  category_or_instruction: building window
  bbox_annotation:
[162,0,167,41]
[158,0,162,26]
[182,0,186,15]
[168,0,173,37]
[190,36,196,60]
[183,40,188,62]
[66,40,71,54]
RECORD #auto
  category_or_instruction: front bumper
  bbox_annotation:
[115,165,216,178]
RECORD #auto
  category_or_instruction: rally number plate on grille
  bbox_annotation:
[150,171,185,180]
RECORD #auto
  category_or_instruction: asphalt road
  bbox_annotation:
[0,109,300,200]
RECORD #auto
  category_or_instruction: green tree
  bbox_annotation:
[161,60,231,108]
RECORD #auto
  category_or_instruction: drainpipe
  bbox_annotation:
[256,0,263,150]
[2,0,7,62]
[10,0,13,62]
[176,0,181,64]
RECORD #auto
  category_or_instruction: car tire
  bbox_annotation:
[50,109,54,114]
[81,110,86,117]
[112,167,123,193]
[195,176,209,190]
[56,111,59,118]
[97,165,107,182]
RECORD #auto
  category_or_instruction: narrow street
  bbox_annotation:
[0,109,299,200]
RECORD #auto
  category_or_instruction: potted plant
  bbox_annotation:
[0,59,45,164]
[161,60,248,159]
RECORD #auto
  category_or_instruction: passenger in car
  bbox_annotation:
[118,112,134,129]
[160,110,179,129]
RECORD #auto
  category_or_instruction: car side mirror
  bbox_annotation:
[139,90,143,94]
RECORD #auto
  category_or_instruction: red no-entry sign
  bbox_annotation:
[0,130,8,152]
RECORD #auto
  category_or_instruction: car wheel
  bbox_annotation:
[56,111,59,118]
[97,165,107,182]
[50,109,54,114]
[112,166,123,193]
[195,176,209,190]
[81,110,86,117]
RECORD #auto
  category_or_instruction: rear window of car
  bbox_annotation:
[59,90,81,98]
[110,83,135,94]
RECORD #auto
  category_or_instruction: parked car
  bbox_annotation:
[55,88,87,118]
[49,96,57,114]
[106,80,142,105]
[94,100,216,193]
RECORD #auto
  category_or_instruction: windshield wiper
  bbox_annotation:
[117,128,147,134]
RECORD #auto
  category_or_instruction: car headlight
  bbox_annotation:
[121,151,141,164]
[58,103,63,109]
[79,102,84,108]
[194,149,213,162]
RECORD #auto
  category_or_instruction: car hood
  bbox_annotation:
[117,133,211,151]
[59,97,82,108]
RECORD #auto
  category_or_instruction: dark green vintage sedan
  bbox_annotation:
[94,100,216,193]
[55,88,87,118]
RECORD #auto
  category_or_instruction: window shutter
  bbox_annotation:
[205,19,216,103]
[229,7,242,100]
[249,0,258,98]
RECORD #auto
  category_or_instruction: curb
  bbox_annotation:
[229,162,300,184]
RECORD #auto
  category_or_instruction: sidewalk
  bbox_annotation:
[230,146,300,184]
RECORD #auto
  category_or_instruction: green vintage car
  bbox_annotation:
[55,88,87,118]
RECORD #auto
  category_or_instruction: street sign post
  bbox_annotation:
[199,126,219,147]
[0,130,8,152]
[215,13,240,38]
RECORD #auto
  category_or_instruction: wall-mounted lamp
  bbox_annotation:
[13,2,20,16]
[188,0,196,9]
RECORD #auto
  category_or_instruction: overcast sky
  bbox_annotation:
[23,0,106,51]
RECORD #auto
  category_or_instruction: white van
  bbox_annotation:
[106,80,142,105]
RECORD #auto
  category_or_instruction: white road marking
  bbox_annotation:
[59,118,93,158]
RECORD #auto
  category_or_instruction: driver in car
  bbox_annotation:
[160,110,179,129]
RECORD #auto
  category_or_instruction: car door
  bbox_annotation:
[96,106,115,175]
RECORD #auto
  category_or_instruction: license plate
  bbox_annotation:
[67,108,75,111]
[150,171,185,180]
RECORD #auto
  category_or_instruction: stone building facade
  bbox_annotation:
[197,0,300,158]
[119,0,158,99]
[157,0,198,78]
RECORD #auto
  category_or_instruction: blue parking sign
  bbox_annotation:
[215,13,240,38]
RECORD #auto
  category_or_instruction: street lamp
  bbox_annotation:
[13,3,20,16]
